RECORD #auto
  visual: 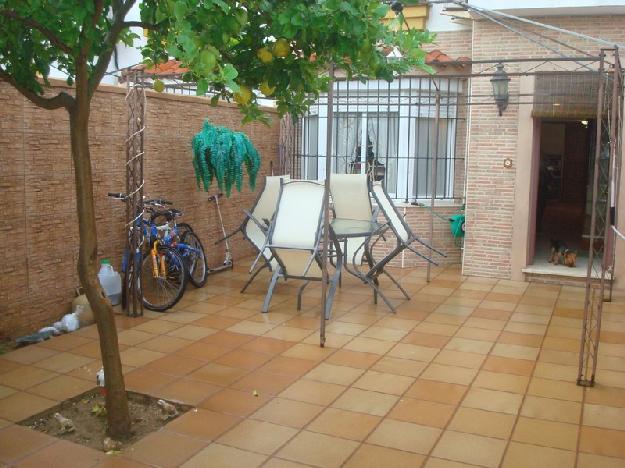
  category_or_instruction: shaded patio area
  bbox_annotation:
[1,263,625,468]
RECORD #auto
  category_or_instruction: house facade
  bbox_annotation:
[292,1,625,291]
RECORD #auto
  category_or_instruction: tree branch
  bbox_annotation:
[88,0,137,95]
[123,21,157,30]
[0,68,74,110]
[0,10,72,54]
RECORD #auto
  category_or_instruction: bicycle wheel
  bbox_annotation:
[141,245,187,311]
[180,230,209,287]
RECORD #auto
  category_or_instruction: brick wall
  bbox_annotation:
[464,15,625,280]
[0,81,280,338]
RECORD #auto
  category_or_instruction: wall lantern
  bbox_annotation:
[490,63,510,116]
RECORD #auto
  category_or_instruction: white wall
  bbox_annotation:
[470,0,625,16]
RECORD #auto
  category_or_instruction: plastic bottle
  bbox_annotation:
[97,259,122,305]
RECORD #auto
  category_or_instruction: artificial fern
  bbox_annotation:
[191,120,261,196]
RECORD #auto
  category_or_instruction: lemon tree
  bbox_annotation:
[0,0,432,439]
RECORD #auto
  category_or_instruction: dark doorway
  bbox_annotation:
[534,119,592,267]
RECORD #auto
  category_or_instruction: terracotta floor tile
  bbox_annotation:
[0,392,57,421]
[240,337,295,356]
[119,348,165,367]
[264,326,313,342]
[0,425,55,463]
[420,364,478,385]
[0,385,15,399]
[231,370,299,396]
[263,458,311,468]
[432,430,507,468]
[463,317,506,331]
[491,343,540,361]
[191,315,238,329]
[527,377,583,402]
[184,301,228,314]
[156,378,221,405]
[2,346,57,365]
[189,363,248,386]
[512,416,578,451]
[280,343,335,361]
[473,370,529,394]
[520,395,581,424]
[389,398,455,428]
[217,419,297,455]
[344,337,395,355]
[27,375,93,400]
[227,320,276,336]
[325,321,369,336]
[144,354,205,377]
[360,326,409,342]
[117,329,157,346]
[214,349,273,370]
[301,332,352,348]
[308,407,380,441]
[533,362,578,381]
[583,404,625,431]
[502,442,575,468]
[324,349,380,369]
[455,327,500,342]
[577,453,625,468]
[167,409,240,440]
[482,356,535,376]
[424,457,481,467]
[201,330,255,348]
[133,319,182,335]
[280,379,345,406]
[448,407,516,439]
[585,383,625,408]
[367,419,441,454]
[34,352,94,374]
[405,379,467,405]
[166,325,217,340]
[504,322,547,336]
[387,343,439,362]
[498,331,544,347]
[434,350,486,369]
[332,387,398,416]
[127,429,207,467]
[304,363,364,386]
[259,356,317,377]
[199,388,270,417]
[461,387,523,415]
[277,430,359,468]
[371,356,427,378]
[174,342,231,362]
[375,317,419,331]
[402,331,449,348]
[159,311,205,324]
[136,335,192,353]
[0,359,20,375]
[579,426,625,458]
[181,443,266,468]
[13,439,104,468]
[124,368,177,394]
[252,398,323,428]
[445,337,493,354]
[0,366,57,390]
[38,334,92,352]
[353,370,414,395]
[344,443,425,468]
[95,456,151,467]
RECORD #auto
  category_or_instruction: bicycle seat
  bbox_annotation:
[150,208,183,222]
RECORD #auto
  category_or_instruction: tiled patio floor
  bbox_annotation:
[1,264,625,467]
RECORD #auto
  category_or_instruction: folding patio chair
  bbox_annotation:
[366,181,447,310]
[261,179,342,317]
[329,174,375,270]
[218,175,288,292]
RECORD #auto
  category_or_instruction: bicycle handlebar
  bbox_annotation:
[108,192,126,200]
[144,198,173,206]
[208,192,224,202]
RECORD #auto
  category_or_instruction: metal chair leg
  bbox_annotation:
[297,281,311,311]
[261,268,280,313]
[382,269,410,299]
[364,276,397,312]
[241,262,268,293]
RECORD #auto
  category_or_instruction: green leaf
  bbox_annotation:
[196,78,209,95]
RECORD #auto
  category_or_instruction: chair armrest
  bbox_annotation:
[243,209,269,233]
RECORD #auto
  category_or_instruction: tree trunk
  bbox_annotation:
[70,72,132,440]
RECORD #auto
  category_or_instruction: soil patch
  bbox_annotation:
[19,389,191,452]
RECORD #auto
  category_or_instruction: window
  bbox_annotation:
[297,77,463,201]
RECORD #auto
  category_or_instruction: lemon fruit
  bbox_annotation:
[153,79,165,93]
[256,47,273,64]
[259,81,276,97]
[233,85,252,105]
[273,38,290,58]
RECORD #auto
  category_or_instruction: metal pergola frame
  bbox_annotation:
[311,51,624,382]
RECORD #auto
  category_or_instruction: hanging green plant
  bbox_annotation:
[191,120,261,196]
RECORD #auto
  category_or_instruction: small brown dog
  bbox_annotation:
[549,239,577,267]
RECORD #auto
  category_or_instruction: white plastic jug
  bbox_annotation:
[97,259,122,305]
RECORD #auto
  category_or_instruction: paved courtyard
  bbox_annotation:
[1,264,625,467]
